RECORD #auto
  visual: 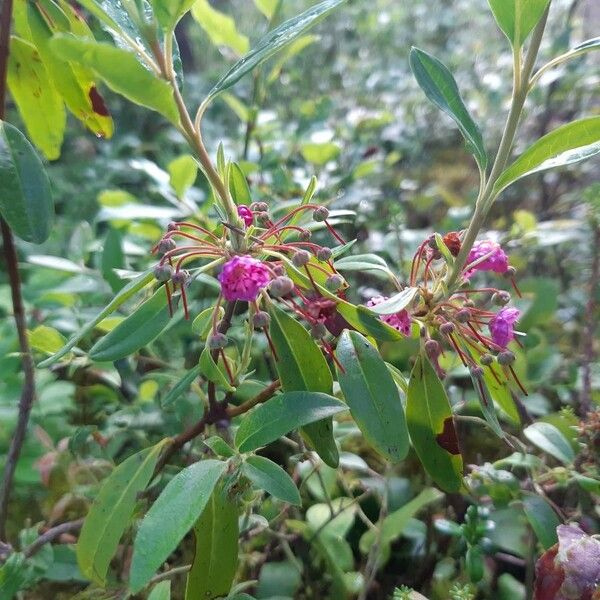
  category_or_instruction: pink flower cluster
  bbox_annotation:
[218,256,271,302]
[367,296,412,336]
[489,307,520,348]
[464,240,509,278]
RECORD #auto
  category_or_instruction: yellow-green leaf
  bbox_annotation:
[191,0,249,56]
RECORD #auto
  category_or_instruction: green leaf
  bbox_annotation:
[76,441,168,586]
[168,154,197,199]
[26,2,114,140]
[359,488,444,554]
[206,0,349,101]
[199,346,236,392]
[523,422,575,464]
[0,553,28,599]
[336,302,406,342]
[487,0,550,47]
[130,459,228,593]
[268,304,339,467]
[161,364,202,408]
[0,121,54,244]
[229,162,252,205]
[334,253,395,277]
[49,34,179,122]
[39,269,155,367]
[192,306,224,340]
[101,228,125,293]
[267,34,317,83]
[204,436,236,458]
[409,47,487,170]
[235,391,347,453]
[406,355,463,492]
[301,141,340,166]
[28,325,67,355]
[191,0,249,55]
[482,365,520,424]
[185,483,239,600]
[150,0,196,32]
[367,287,418,315]
[254,0,279,19]
[521,493,559,550]
[242,455,301,506]
[335,331,409,462]
[494,117,600,194]
[89,286,170,362]
[7,36,65,160]
[148,580,171,600]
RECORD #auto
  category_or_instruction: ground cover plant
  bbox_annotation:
[0,0,599,598]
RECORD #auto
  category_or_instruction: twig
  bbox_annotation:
[149,564,191,585]
[22,519,84,559]
[0,0,38,541]
[227,379,280,417]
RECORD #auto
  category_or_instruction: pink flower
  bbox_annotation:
[489,307,520,348]
[218,256,271,302]
[237,205,254,227]
[464,240,509,277]
[367,296,411,336]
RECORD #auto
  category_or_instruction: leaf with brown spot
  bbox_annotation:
[406,354,463,492]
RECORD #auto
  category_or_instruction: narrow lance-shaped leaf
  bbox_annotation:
[235,391,347,453]
[206,0,349,101]
[0,121,54,244]
[409,47,487,170]
[39,269,155,367]
[268,304,339,467]
[129,459,228,593]
[335,331,409,462]
[49,34,179,122]
[487,0,551,47]
[406,355,463,492]
[76,440,169,586]
[242,455,301,506]
[367,287,418,315]
[493,117,600,194]
[89,286,171,362]
[185,483,239,600]
[7,36,65,161]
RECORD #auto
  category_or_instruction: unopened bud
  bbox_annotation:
[425,339,441,358]
[313,206,330,222]
[292,250,311,267]
[256,211,270,224]
[208,333,227,350]
[252,311,271,328]
[153,263,173,282]
[316,247,332,262]
[298,229,312,242]
[480,353,494,366]
[310,322,328,339]
[456,308,471,323]
[157,238,176,254]
[172,269,190,287]
[464,299,475,307]
[325,274,344,291]
[497,351,515,365]
[269,276,294,297]
[492,291,511,306]
[250,202,268,212]
[167,221,179,231]
[504,266,517,279]
[440,322,455,335]
[470,365,484,379]
[272,264,285,276]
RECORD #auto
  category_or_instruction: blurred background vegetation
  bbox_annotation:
[0,0,599,598]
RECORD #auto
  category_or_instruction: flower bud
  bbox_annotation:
[310,322,328,339]
[252,311,271,328]
[272,264,285,276]
[269,276,294,297]
[480,353,494,366]
[316,247,332,262]
[425,339,441,358]
[153,263,173,282]
[313,206,330,222]
[292,250,311,267]
[492,291,511,306]
[250,201,268,212]
[208,333,228,350]
[157,238,176,254]
[504,266,517,279]
[325,274,344,291]
[470,365,484,379]
[440,322,455,335]
[172,269,190,287]
[256,211,270,225]
[298,229,312,242]
[497,350,515,365]
[456,308,471,323]
[167,221,179,231]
